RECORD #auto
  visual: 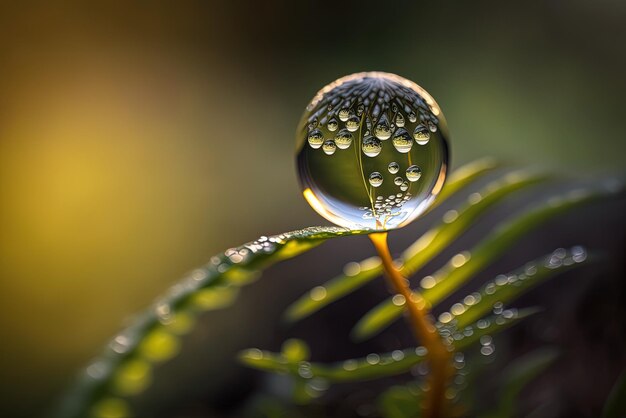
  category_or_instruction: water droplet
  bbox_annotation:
[310,286,327,301]
[366,353,380,365]
[439,312,453,324]
[428,121,437,132]
[346,115,360,132]
[322,140,337,155]
[408,112,417,123]
[413,124,430,145]
[374,115,392,140]
[335,129,353,149]
[406,165,422,182]
[296,72,449,231]
[394,177,404,186]
[391,350,405,361]
[395,113,405,127]
[362,136,382,157]
[327,118,338,132]
[392,128,413,153]
[392,294,406,306]
[307,129,324,149]
[369,172,383,187]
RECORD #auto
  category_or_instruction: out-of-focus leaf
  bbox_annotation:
[448,247,590,329]
[378,384,423,418]
[240,346,428,383]
[480,348,558,418]
[55,226,365,418]
[285,163,532,324]
[352,186,619,341]
[603,369,626,418]
[452,307,541,350]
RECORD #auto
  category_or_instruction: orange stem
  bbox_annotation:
[369,232,453,418]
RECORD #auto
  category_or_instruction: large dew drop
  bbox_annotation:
[296,72,449,230]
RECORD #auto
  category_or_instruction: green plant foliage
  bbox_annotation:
[55,226,365,418]
[479,348,558,418]
[352,186,615,341]
[56,160,622,418]
[602,369,626,418]
[284,159,514,323]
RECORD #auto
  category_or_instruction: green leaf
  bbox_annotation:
[481,348,558,418]
[352,186,618,341]
[447,247,590,329]
[603,369,626,418]
[55,226,365,418]
[285,163,527,324]
[378,384,423,418]
[240,346,429,383]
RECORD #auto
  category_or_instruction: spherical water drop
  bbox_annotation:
[335,129,353,149]
[369,172,383,187]
[395,113,405,127]
[428,121,437,132]
[362,136,382,157]
[345,115,360,132]
[394,177,404,186]
[413,124,430,145]
[406,165,422,182]
[308,129,324,149]
[392,128,413,153]
[327,118,338,132]
[322,140,337,155]
[374,115,392,140]
[296,72,449,230]
[338,108,350,122]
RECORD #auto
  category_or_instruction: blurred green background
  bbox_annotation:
[0,1,624,416]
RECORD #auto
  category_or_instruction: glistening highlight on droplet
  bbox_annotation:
[296,72,449,230]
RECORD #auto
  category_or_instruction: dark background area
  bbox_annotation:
[0,1,624,417]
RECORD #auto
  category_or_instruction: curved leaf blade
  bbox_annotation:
[352,186,619,341]
[55,226,364,418]
[285,164,533,324]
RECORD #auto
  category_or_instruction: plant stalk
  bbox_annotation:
[369,232,453,418]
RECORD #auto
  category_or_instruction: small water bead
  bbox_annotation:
[345,115,360,132]
[408,112,417,123]
[369,172,383,187]
[428,121,438,132]
[362,135,382,157]
[335,129,353,149]
[413,124,430,145]
[307,129,324,149]
[406,165,422,182]
[395,113,405,127]
[374,115,392,140]
[338,108,350,122]
[400,182,409,192]
[388,162,399,174]
[327,118,338,132]
[322,140,337,155]
[391,128,413,153]
[394,177,404,186]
